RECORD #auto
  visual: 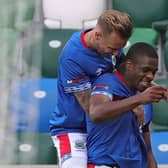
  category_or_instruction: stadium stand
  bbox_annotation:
[3,78,58,164]
[124,28,158,53]
[24,27,79,78]
[0,0,39,78]
[2,132,57,164]
[1,0,168,166]
[154,30,168,127]
[151,132,168,165]
[41,0,106,78]
[42,0,106,29]
[41,28,79,78]
[111,0,168,56]
[152,75,168,131]
[111,0,168,133]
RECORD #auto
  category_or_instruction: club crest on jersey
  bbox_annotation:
[74,140,85,150]
[93,84,109,90]
[96,68,104,76]
[67,77,85,84]
[112,55,116,66]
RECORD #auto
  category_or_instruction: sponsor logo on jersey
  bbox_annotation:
[67,77,85,84]
[96,68,104,76]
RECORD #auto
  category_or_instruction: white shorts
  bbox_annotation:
[88,164,119,168]
[52,132,87,168]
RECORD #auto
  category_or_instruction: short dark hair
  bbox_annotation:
[126,42,158,62]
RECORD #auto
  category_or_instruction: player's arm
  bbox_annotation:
[89,93,143,123]
[62,59,92,113]
[142,125,158,168]
[133,105,145,126]
[74,88,91,113]
[89,85,166,123]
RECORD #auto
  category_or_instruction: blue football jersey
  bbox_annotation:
[143,103,153,125]
[86,71,148,168]
[50,30,124,135]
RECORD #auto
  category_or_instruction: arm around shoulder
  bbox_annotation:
[74,88,91,113]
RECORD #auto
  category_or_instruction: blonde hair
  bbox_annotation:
[97,9,133,39]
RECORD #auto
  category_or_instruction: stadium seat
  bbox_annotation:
[111,0,168,55]
[42,0,106,29]
[151,132,168,165]
[0,132,58,164]
[24,28,79,78]
[112,0,168,27]
[124,27,158,53]
[10,78,57,132]
[0,27,43,78]
[41,28,79,78]
[152,75,168,131]
[2,78,59,164]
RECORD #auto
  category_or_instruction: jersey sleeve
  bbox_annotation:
[91,75,113,100]
[60,59,91,93]
[143,104,153,125]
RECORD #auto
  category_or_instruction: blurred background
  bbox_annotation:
[0,0,168,167]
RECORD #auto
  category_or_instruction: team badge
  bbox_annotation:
[112,55,116,66]
[74,140,85,150]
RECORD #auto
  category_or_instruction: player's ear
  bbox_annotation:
[95,31,102,40]
[125,60,134,71]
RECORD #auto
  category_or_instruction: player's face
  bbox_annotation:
[129,56,158,92]
[95,32,127,57]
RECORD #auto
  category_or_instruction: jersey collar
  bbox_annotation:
[80,29,92,48]
[113,70,127,86]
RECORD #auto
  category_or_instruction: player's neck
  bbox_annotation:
[84,30,96,50]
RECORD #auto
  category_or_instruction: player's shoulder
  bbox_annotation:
[99,72,115,78]
[94,72,114,83]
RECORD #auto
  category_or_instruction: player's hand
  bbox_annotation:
[133,105,144,126]
[151,81,168,102]
[139,85,167,104]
